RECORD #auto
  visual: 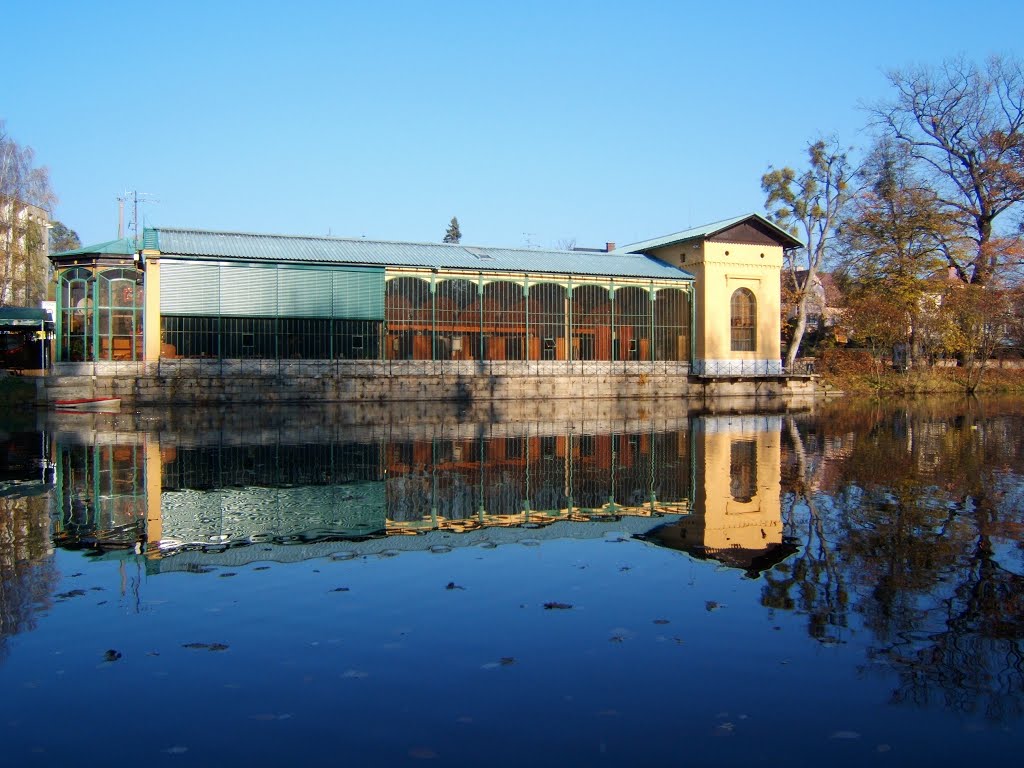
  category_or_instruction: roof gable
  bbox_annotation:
[618,213,802,253]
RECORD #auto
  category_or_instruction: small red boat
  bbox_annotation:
[53,397,122,413]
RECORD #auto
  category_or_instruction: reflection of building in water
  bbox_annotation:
[52,438,161,550]
[650,415,793,575]
[0,432,58,658]
[51,424,693,556]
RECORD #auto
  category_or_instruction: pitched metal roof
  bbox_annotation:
[50,237,139,258]
[617,213,802,253]
[148,227,693,282]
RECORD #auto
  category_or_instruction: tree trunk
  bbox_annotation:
[785,292,809,369]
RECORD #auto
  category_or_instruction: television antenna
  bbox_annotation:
[116,190,159,244]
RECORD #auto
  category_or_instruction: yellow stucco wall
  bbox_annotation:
[645,238,782,365]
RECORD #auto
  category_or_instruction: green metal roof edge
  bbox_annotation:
[616,213,803,253]
[0,307,48,321]
[51,237,139,258]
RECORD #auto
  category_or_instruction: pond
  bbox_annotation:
[1,397,1022,766]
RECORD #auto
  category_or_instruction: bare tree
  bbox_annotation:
[0,122,55,306]
[871,56,1024,286]
[763,138,855,367]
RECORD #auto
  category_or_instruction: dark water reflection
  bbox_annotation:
[1,397,1023,765]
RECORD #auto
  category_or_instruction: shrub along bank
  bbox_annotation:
[815,349,1024,395]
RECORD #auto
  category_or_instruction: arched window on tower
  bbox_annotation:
[730,288,756,352]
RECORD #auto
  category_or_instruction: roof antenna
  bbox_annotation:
[116,190,159,245]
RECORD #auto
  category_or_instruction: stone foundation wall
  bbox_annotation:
[38,359,816,406]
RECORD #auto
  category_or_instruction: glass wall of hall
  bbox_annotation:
[385,275,691,362]
[57,267,145,362]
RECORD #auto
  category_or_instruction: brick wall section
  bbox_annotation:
[38,360,816,405]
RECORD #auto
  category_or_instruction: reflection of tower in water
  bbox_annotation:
[649,415,794,575]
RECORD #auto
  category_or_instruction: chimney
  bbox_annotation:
[605,242,616,252]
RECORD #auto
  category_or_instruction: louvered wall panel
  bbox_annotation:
[220,265,279,316]
[278,268,334,318]
[333,268,385,320]
[160,260,221,314]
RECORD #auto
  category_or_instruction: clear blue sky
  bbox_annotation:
[5,0,1022,249]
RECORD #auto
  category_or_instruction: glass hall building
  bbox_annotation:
[49,214,799,374]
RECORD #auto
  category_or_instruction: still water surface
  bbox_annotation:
[1,398,1022,766]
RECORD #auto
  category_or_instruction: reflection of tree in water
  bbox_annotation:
[760,418,848,644]
[0,496,58,662]
[771,399,1024,721]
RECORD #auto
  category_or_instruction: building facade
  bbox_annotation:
[49,214,799,379]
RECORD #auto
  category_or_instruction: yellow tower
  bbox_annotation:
[620,214,801,375]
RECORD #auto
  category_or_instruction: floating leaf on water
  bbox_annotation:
[543,602,573,610]
[182,642,230,652]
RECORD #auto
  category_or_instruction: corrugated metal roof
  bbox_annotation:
[51,237,139,258]
[616,213,802,253]
[148,228,693,282]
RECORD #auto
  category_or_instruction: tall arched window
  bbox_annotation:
[58,267,93,361]
[96,268,144,360]
[730,288,756,352]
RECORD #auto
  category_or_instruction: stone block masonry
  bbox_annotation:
[37,359,815,406]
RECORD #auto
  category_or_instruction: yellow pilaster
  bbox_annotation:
[142,251,161,361]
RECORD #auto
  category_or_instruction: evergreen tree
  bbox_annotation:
[443,216,461,244]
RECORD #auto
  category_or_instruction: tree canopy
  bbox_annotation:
[1,121,55,306]
[763,138,854,366]
[870,56,1024,285]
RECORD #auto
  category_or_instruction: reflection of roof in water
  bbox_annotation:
[642,522,798,577]
[145,513,685,573]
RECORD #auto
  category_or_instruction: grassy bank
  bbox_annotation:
[816,350,1024,395]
